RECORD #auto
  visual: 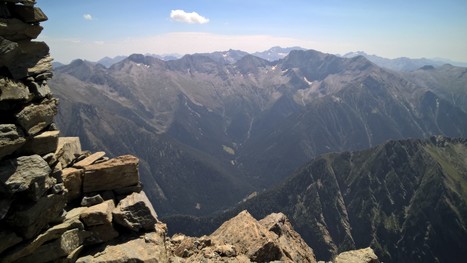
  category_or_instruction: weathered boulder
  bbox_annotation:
[214,244,238,258]
[334,247,379,263]
[0,35,17,52]
[6,192,66,239]
[210,210,282,262]
[0,77,31,101]
[113,191,158,232]
[172,235,197,258]
[8,5,48,23]
[19,228,85,263]
[83,155,139,193]
[61,167,84,201]
[1,216,83,262]
[15,98,58,136]
[0,154,52,201]
[26,79,51,99]
[80,200,115,227]
[0,124,26,160]
[0,18,43,41]
[76,232,169,263]
[55,137,82,168]
[1,40,50,79]
[20,130,59,155]
[259,212,316,263]
[27,54,53,76]
[0,39,52,80]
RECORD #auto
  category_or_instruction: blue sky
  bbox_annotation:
[37,0,467,63]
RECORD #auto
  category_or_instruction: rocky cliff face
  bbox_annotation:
[0,1,380,262]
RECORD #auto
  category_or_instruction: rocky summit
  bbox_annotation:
[0,1,381,262]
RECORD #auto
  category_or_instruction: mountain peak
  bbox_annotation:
[252,46,306,62]
[126,53,161,65]
[56,58,107,83]
[235,54,270,74]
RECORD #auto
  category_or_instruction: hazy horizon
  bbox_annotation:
[38,0,467,64]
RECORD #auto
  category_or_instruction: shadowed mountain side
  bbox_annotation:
[51,71,254,215]
[166,137,467,263]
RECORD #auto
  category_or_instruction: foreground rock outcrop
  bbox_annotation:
[333,247,379,263]
[168,211,316,262]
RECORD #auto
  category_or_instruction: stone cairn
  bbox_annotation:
[0,1,166,262]
[0,1,378,262]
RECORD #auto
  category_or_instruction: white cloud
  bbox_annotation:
[170,10,209,24]
[83,14,93,21]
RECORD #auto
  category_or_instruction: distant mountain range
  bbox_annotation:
[343,51,467,71]
[49,48,467,218]
[92,47,301,68]
[57,47,467,71]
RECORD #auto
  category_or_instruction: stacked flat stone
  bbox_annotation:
[0,0,55,159]
[0,1,162,262]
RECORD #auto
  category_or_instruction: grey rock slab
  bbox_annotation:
[0,154,51,201]
[19,228,85,263]
[6,192,67,239]
[0,36,18,56]
[55,137,82,168]
[0,77,32,101]
[76,232,169,263]
[1,217,83,262]
[334,247,379,263]
[26,79,52,99]
[27,54,53,76]
[1,40,49,79]
[80,199,115,227]
[0,124,26,160]
[80,194,104,207]
[113,191,158,232]
[61,167,84,201]
[9,6,48,23]
[0,18,43,41]
[15,98,58,136]
[83,155,139,193]
[20,130,59,156]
